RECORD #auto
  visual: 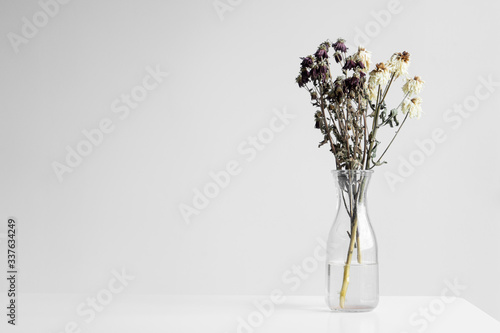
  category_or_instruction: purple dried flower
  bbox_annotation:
[345,76,360,90]
[332,38,348,53]
[343,58,357,71]
[300,56,314,68]
[296,69,310,87]
[319,64,328,80]
[315,48,328,60]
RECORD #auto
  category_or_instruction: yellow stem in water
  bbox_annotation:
[339,213,358,308]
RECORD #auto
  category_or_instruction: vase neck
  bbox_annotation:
[332,170,372,207]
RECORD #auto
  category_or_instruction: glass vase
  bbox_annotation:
[326,170,379,312]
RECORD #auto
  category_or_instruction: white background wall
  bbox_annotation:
[1,0,499,322]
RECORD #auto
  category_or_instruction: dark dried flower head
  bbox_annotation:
[315,48,328,60]
[343,57,357,70]
[300,56,314,68]
[296,68,310,87]
[332,38,348,53]
[314,41,330,60]
[345,76,360,90]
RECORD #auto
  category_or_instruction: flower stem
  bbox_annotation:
[365,74,395,169]
[340,175,368,308]
[319,94,340,169]
[372,112,409,167]
[356,228,362,264]
[339,204,359,309]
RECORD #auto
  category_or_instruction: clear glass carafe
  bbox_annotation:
[326,170,379,312]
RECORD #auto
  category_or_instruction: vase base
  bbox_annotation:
[326,295,379,312]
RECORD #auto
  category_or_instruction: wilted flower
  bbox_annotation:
[315,48,328,60]
[345,74,361,90]
[369,63,390,85]
[367,63,390,102]
[402,96,422,119]
[331,76,345,99]
[315,42,330,60]
[367,86,378,102]
[332,38,348,53]
[387,51,410,78]
[402,76,424,95]
[296,68,311,87]
[343,57,357,70]
[318,63,328,80]
[355,47,371,71]
[366,63,390,100]
[300,56,314,68]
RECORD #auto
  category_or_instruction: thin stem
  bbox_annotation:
[364,87,382,169]
[305,84,340,168]
[355,209,362,263]
[380,74,394,103]
[361,111,368,167]
[319,94,340,169]
[339,187,358,309]
[371,112,409,168]
[365,73,395,169]
[341,190,350,217]
[394,92,409,112]
[343,100,350,169]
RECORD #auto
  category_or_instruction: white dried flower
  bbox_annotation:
[387,51,410,78]
[402,96,422,119]
[368,86,378,101]
[367,63,390,102]
[355,47,371,72]
[402,76,425,95]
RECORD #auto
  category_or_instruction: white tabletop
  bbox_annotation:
[4,295,500,332]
